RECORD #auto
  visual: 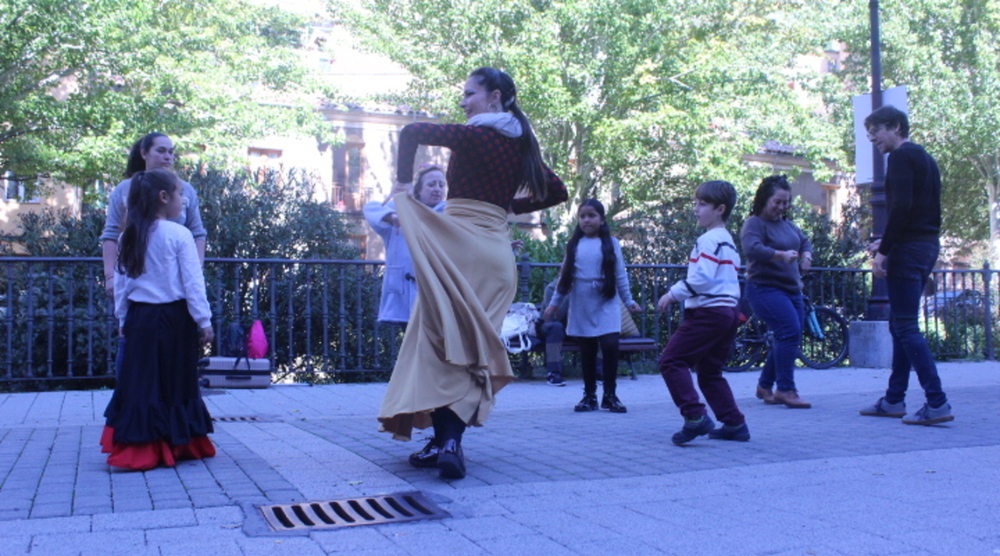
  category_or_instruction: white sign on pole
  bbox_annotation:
[853,85,908,184]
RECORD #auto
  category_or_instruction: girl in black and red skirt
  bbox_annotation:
[101,168,215,471]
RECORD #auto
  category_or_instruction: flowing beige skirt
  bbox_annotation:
[377,195,517,441]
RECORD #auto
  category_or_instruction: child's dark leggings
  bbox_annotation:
[578,332,620,396]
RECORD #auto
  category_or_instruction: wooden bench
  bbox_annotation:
[514,335,660,380]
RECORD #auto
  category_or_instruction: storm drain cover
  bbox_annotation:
[213,416,261,422]
[259,491,450,531]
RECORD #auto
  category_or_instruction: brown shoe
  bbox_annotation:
[756,385,780,405]
[774,390,811,409]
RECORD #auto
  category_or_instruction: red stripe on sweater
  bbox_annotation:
[688,252,738,266]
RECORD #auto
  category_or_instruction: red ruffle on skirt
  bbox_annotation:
[100,426,216,471]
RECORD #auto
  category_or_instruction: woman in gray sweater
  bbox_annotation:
[740,176,813,408]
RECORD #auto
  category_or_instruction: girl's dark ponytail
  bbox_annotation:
[556,226,584,296]
[116,169,178,278]
[597,221,616,300]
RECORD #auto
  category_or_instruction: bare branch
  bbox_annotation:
[0,126,54,144]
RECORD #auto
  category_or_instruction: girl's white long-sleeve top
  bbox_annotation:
[114,220,211,328]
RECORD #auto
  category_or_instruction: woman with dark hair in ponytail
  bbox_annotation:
[378,67,568,480]
[101,133,207,297]
[544,199,641,414]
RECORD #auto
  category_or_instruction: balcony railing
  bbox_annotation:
[0,257,994,387]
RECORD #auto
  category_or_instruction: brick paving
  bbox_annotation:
[0,362,998,555]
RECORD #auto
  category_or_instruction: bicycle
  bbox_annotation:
[722,294,849,372]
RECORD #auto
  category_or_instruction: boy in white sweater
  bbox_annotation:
[657,181,748,445]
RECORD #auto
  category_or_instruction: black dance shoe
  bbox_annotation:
[574,393,599,412]
[601,393,628,413]
[408,438,442,468]
[437,439,466,479]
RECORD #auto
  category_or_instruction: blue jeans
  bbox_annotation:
[539,320,566,375]
[747,283,804,392]
[885,241,947,407]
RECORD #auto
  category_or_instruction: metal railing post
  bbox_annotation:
[4,264,13,379]
[984,262,993,360]
[45,261,55,378]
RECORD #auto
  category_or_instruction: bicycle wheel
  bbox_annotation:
[722,316,768,372]
[798,306,849,369]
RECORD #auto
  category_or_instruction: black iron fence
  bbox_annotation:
[1,257,995,388]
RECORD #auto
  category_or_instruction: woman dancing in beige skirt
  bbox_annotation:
[379,67,567,479]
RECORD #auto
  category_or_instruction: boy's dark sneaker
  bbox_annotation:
[546,373,566,387]
[707,423,750,442]
[671,415,715,445]
[574,393,598,412]
[601,394,627,413]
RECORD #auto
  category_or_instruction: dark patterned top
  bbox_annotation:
[397,122,568,214]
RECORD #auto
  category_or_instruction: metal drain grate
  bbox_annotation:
[259,491,449,530]
[213,416,260,422]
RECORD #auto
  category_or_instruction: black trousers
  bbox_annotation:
[577,332,620,396]
[431,407,467,443]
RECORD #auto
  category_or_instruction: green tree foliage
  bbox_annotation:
[1,168,360,260]
[0,208,105,257]
[0,0,336,201]
[192,168,360,260]
[330,0,846,226]
[816,0,1000,263]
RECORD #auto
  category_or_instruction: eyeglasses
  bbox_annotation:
[865,126,881,140]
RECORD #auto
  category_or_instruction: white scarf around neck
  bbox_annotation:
[467,112,523,138]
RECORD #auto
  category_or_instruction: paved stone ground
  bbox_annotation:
[0,362,998,555]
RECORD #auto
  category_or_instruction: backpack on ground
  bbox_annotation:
[221,322,247,358]
[501,302,541,354]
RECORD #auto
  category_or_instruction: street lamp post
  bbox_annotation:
[866,0,890,320]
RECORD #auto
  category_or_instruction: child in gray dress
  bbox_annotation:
[545,199,640,413]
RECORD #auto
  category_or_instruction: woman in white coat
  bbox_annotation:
[363,165,446,326]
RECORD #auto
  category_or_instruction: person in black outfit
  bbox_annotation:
[860,105,953,425]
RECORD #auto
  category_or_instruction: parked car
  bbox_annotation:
[922,289,986,321]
